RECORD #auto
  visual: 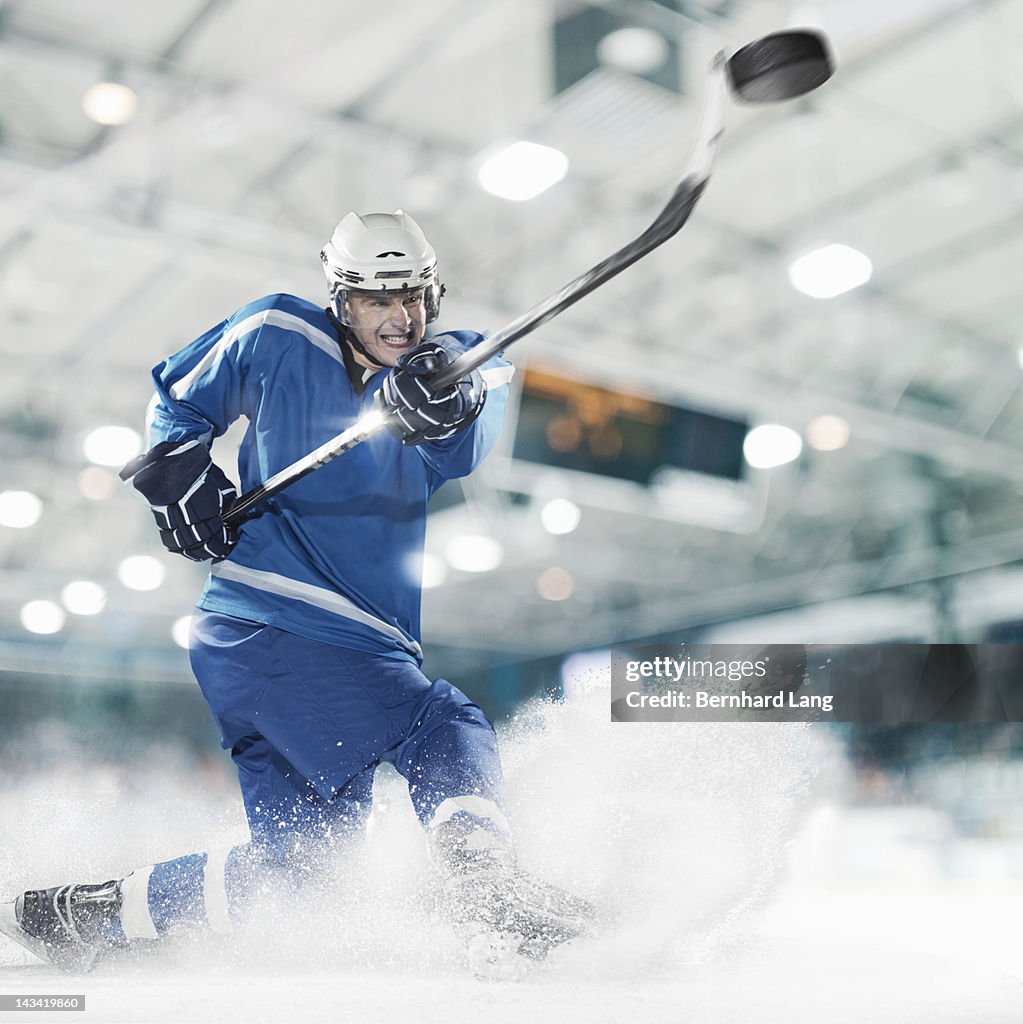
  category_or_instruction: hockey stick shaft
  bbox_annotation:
[224,56,730,527]
[430,54,728,392]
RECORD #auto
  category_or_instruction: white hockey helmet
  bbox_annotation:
[321,210,443,324]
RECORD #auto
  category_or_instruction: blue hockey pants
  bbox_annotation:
[115,611,508,939]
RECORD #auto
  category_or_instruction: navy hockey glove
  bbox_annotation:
[119,440,238,562]
[376,341,486,446]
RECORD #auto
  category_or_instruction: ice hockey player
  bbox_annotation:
[0,211,593,972]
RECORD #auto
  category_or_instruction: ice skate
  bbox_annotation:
[431,818,599,966]
[0,881,127,972]
[452,860,599,964]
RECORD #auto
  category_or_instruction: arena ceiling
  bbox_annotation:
[1,0,1022,682]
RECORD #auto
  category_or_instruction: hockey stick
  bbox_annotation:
[224,30,833,527]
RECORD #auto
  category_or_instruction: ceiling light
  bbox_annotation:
[806,414,850,452]
[21,600,65,635]
[172,616,193,649]
[596,27,669,75]
[0,490,43,528]
[743,424,803,469]
[445,535,504,573]
[536,567,575,602]
[82,82,139,126]
[61,580,107,616]
[540,498,581,535]
[83,425,142,467]
[117,555,165,591]
[477,142,568,201]
[788,243,872,299]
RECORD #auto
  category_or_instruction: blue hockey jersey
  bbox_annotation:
[145,293,513,663]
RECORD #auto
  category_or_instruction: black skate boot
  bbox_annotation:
[0,880,127,971]
[431,817,599,968]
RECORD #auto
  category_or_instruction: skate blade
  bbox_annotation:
[0,901,49,966]
[0,901,98,973]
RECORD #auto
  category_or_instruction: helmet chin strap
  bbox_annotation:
[325,306,389,370]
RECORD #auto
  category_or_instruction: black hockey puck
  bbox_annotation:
[727,30,834,103]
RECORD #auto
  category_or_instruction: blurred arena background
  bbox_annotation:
[0,1,1022,1015]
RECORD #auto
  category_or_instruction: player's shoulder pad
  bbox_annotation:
[223,294,338,361]
[228,292,324,324]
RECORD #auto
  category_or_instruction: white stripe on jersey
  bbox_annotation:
[210,561,423,659]
[170,309,344,401]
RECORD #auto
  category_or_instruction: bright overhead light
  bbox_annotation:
[806,414,850,452]
[61,580,107,616]
[477,142,568,201]
[540,498,581,535]
[118,555,165,591]
[21,600,65,635]
[172,616,193,649]
[743,424,803,469]
[0,490,43,528]
[788,243,872,299]
[536,567,575,602]
[83,425,142,467]
[82,82,139,126]
[596,27,669,75]
[445,535,504,573]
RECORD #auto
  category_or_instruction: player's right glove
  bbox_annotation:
[376,341,486,446]
[119,440,238,562]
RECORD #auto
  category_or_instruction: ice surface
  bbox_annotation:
[1,696,1020,1023]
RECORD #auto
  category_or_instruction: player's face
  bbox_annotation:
[346,290,426,366]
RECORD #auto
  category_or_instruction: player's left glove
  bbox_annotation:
[119,440,238,562]
[376,341,487,446]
